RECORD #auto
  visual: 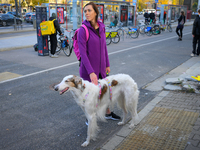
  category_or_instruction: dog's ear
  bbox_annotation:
[74,76,82,88]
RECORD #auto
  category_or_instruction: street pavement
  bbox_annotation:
[0,21,199,150]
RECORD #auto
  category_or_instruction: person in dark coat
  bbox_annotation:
[176,11,185,41]
[191,9,200,56]
[149,11,155,24]
[49,13,63,58]
[144,11,149,24]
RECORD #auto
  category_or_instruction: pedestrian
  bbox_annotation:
[149,11,155,24]
[78,2,121,121]
[163,11,166,24]
[110,15,118,27]
[49,13,63,58]
[191,9,200,57]
[176,11,185,41]
[144,10,149,25]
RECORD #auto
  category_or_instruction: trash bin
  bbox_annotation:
[187,10,192,20]
[33,19,36,29]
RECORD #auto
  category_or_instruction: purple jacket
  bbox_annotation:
[78,20,110,82]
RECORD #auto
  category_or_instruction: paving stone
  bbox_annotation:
[193,126,200,131]
[187,139,200,146]
[185,144,200,150]
[164,84,182,90]
[184,109,197,112]
[193,135,200,140]
[185,76,199,82]
[166,77,184,84]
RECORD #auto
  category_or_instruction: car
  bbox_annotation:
[0,14,22,26]
[30,14,36,24]
[7,11,20,17]
[24,12,34,23]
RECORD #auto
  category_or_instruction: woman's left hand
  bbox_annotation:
[106,67,110,74]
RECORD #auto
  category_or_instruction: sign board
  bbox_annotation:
[155,0,158,3]
[57,7,64,24]
[145,2,150,4]
[36,6,49,56]
[96,4,104,23]
[120,5,128,26]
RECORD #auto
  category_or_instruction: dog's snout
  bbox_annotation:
[54,85,59,91]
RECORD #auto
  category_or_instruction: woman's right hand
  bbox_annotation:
[90,72,98,85]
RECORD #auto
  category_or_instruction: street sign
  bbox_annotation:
[155,0,158,3]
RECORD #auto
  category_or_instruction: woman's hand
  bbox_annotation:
[106,67,110,74]
[90,72,98,85]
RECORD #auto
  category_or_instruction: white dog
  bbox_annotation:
[54,74,139,147]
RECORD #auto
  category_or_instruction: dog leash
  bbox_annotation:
[96,83,102,107]
[104,78,112,101]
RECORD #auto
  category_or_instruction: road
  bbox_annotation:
[0,25,193,150]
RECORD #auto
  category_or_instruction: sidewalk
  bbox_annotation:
[100,57,200,150]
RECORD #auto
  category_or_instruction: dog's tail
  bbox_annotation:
[96,104,107,122]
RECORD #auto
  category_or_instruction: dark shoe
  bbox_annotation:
[105,112,121,120]
[178,38,182,41]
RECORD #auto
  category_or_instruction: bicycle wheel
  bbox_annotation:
[152,26,160,35]
[130,30,139,38]
[106,35,111,45]
[167,25,172,32]
[139,25,145,35]
[146,30,153,36]
[48,40,61,55]
[117,29,123,37]
[63,46,71,56]
[111,34,120,43]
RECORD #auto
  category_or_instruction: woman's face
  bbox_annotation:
[84,5,97,22]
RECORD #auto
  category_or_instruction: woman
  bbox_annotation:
[78,2,120,120]
[176,11,185,41]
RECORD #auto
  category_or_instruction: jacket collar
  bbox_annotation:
[82,20,105,33]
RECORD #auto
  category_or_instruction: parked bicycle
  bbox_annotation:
[159,22,172,32]
[48,34,72,56]
[106,31,120,45]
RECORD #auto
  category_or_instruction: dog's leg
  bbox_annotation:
[128,97,139,129]
[117,98,127,126]
[81,114,98,147]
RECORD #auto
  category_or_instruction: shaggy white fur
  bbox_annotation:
[54,74,139,147]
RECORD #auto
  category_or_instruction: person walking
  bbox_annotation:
[144,10,149,25]
[78,2,121,121]
[49,13,63,58]
[191,9,200,57]
[176,11,185,41]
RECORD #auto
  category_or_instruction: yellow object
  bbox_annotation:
[40,19,56,35]
[110,32,118,38]
[106,32,110,38]
[191,76,200,81]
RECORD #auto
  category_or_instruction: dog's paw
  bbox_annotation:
[81,141,89,147]
[117,122,124,126]
[129,124,135,129]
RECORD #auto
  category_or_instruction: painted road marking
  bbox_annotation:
[0,72,22,82]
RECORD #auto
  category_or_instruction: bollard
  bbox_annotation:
[33,19,36,29]
[14,17,17,31]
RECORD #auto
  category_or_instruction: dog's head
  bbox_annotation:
[54,75,83,95]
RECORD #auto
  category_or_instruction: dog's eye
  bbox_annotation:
[65,80,68,83]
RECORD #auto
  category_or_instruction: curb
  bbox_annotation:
[0,45,34,52]
[0,29,36,34]
[100,91,169,150]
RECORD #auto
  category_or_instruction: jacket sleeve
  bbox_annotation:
[104,28,110,68]
[192,17,197,35]
[54,20,62,34]
[78,27,94,75]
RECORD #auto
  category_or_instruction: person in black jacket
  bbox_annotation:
[149,11,155,24]
[176,11,185,41]
[49,13,63,58]
[191,9,200,56]
[144,11,149,24]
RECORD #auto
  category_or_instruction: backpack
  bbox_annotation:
[40,19,56,36]
[73,24,89,61]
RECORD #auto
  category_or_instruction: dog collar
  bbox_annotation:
[105,78,112,101]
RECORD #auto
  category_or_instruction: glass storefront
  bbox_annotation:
[46,0,135,27]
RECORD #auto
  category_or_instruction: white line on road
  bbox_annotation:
[0,32,191,84]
